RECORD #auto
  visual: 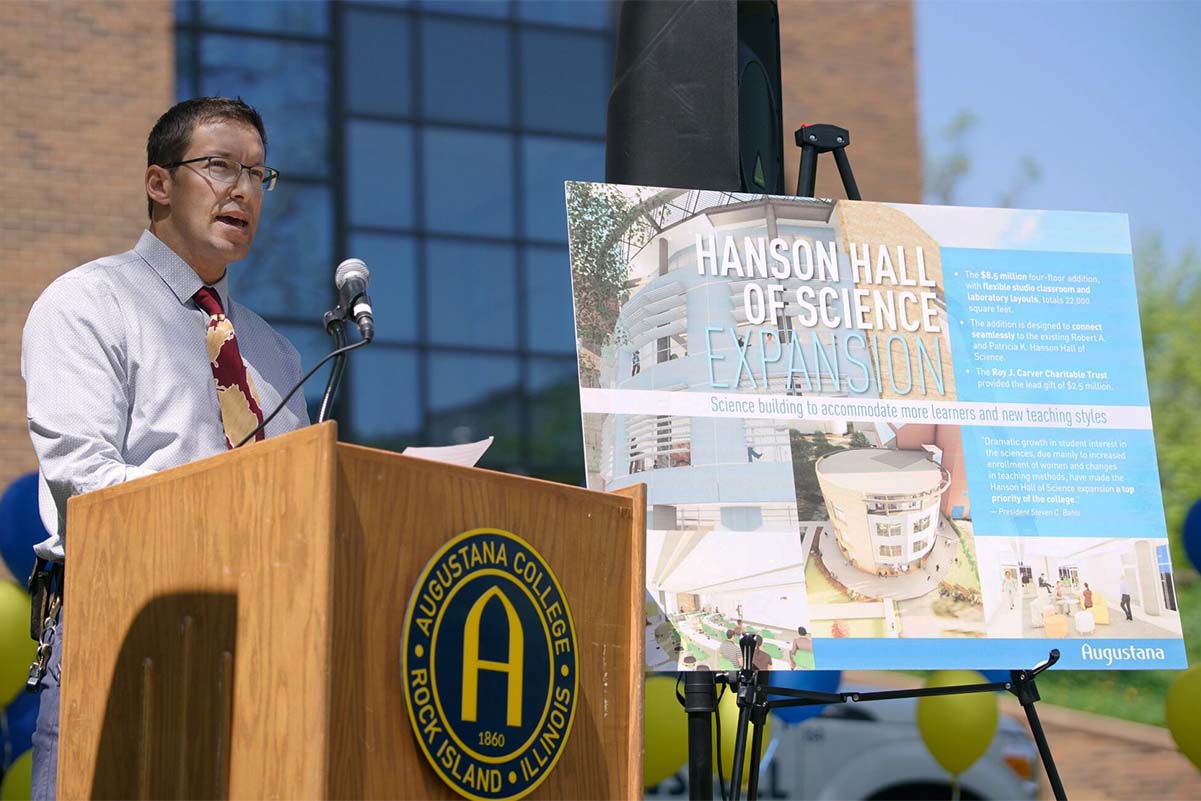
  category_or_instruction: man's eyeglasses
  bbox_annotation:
[166,156,280,191]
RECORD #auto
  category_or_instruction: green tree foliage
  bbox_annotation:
[1135,233,1201,567]
[565,182,653,352]
[925,110,1041,208]
[925,111,978,206]
[790,430,848,518]
[996,155,1042,210]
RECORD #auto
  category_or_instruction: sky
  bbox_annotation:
[915,0,1201,264]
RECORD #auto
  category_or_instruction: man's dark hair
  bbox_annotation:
[145,97,268,218]
[725,629,734,640]
[797,626,808,636]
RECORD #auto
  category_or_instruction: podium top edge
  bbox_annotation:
[336,439,642,513]
[67,422,339,515]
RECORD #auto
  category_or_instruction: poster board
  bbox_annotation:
[565,182,1187,671]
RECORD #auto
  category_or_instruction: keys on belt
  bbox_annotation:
[26,557,62,692]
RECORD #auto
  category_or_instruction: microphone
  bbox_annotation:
[335,257,374,342]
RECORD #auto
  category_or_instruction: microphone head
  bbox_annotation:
[335,257,370,289]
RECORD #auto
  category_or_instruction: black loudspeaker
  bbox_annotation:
[605,0,784,194]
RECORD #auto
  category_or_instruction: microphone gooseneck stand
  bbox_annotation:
[232,299,370,448]
[678,125,1068,801]
[318,306,352,424]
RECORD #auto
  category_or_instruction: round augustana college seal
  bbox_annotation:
[402,528,579,801]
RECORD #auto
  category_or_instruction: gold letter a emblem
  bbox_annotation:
[460,587,524,727]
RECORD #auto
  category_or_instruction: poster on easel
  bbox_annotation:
[564,181,1187,671]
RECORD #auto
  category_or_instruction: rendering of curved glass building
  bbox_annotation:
[815,447,951,575]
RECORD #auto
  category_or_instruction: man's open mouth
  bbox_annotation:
[217,215,248,229]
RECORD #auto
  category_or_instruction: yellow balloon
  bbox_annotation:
[0,581,36,706]
[643,676,689,787]
[916,670,998,776]
[714,684,773,785]
[0,748,33,801]
[1166,665,1201,773]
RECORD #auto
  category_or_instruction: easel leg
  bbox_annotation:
[1010,668,1068,801]
[728,697,752,800]
[745,704,767,801]
[1019,694,1067,801]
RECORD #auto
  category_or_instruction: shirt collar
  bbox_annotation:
[135,230,233,312]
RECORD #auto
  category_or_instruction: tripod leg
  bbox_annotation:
[832,148,861,201]
[797,146,818,198]
[684,673,716,801]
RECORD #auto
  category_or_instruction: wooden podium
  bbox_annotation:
[59,422,645,799]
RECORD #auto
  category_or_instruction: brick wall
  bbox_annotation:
[779,1,921,204]
[0,1,173,496]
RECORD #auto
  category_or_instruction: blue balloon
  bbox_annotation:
[0,474,46,585]
[1184,499,1201,575]
[768,670,842,725]
[2,690,40,770]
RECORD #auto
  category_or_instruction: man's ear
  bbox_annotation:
[146,165,171,209]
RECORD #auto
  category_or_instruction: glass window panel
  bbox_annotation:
[347,233,419,343]
[422,128,514,237]
[343,9,412,116]
[426,240,517,348]
[420,17,511,125]
[524,246,576,353]
[176,0,194,24]
[199,0,329,36]
[348,346,422,447]
[175,31,195,99]
[527,357,584,472]
[417,0,509,19]
[231,183,335,320]
[518,0,611,30]
[520,29,609,135]
[271,322,341,421]
[521,135,604,242]
[429,353,521,467]
[346,121,415,229]
[200,35,330,178]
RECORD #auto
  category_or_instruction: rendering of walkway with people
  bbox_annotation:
[646,609,801,670]
[815,524,961,601]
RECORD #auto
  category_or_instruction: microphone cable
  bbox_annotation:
[234,335,370,449]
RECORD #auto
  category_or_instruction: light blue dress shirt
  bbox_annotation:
[21,230,311,561]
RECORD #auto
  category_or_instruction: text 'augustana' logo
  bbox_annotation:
[1080,642,1166,666]
[403,528,578,801]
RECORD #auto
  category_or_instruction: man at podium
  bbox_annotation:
[20,97,310,801]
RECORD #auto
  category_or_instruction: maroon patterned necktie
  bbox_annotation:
[194,286,265,448]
